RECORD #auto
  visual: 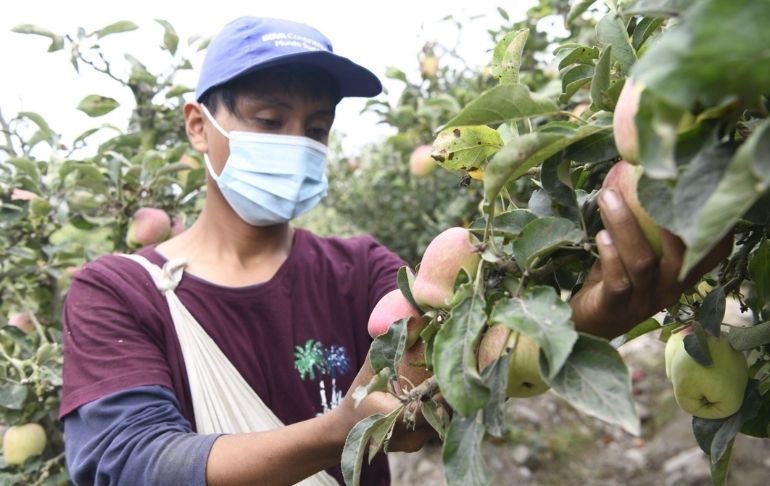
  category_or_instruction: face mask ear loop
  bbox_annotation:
[199,103,231,139]
[199,103,231,182]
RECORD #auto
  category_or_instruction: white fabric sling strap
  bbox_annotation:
[119,254,338,486]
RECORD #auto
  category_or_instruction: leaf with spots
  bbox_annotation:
[431,125,503,172]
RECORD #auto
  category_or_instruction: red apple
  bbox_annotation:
[412,227,481,309]
[126,207,172,248]
[368,289,425,349]
[602,160,663,258]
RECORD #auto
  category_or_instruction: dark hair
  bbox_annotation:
[199,64,341,119]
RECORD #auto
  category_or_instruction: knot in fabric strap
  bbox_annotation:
[156,258,188,292]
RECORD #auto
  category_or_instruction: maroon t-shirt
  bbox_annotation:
[60,228,405,484]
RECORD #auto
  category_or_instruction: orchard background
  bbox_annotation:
[1,0,769,485]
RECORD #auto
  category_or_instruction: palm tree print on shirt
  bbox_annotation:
[294,339,352,413]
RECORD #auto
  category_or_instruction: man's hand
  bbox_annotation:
[570,188,732,339]
[336,354,437,453]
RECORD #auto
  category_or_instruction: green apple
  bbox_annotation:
[478,324,549,398]
[668,332,749,419]
[664,329,688,379]
[3,423,47,465]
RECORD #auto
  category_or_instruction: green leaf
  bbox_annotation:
[92,20,139,39]
[155,19,179,55]
[566,0,600,26]
[491,286,578,378]
[624,0,696,17]
[77,95,120,117]
[0,384,28,409]
[432,125,503,172]
[699,287,726,337]
[491,29,529,85]
[166,85,193,98]
[484,125,609,207]
[670,142,733,242]
[748,240,770,307]
[442,414,488,486]
[554,44,600,70]
[512,217,584,270]
[469,210,537,240]
[370,317,408,377]
[421,400,451,440]
[631,16,665,50]
[432,295,489,417]
[481,350,511,438]
[12,24,56,38]
[564,129,619,162]
[442,84,559,128]
[342,413,390,486]
[559,64,593,104]
[541,155,578,215]
[683,328,713,367]
[596,13,637,74]
[125,54,157,85]
[397,266,422,314]
[610,318,661,347]
[367,407,402,457]
[631,0,770,110]
[681,119,770,277]
[728,321,770,351]
[18,112,55,144]
[545,333,640,435]
[590,46,612,111]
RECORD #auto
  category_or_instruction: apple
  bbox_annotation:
[7,313,34,334]
[367,289,425,349]
[177,153,202,187]
[412,227,481,309]
[478,324,549,398]
[420,55,439,79]
[409,145,437,177]
[613,78,643,164]
[126,207,172,248]
[667,331,749,419]
[664,328,688,379]
[602,160,663,258]
[3,423,47,465]
[171,214,187,236]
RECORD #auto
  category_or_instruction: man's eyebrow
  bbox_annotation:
[240,95,336,116]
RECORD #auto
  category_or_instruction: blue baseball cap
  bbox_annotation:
[195,17,382,101]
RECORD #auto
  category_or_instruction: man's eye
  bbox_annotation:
[256,118,281,128]
[308,127,330,139]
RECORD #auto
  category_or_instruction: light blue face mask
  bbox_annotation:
[200,104,329,226]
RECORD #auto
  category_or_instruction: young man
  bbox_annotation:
[60,16,728,486]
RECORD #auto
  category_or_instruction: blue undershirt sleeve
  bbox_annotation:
[63,384,223,486]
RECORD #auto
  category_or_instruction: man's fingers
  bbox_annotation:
[596,230,632,302]
[598,189,658,291]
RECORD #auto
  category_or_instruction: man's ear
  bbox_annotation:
[184,102,208,153]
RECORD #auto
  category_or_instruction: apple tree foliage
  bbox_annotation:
[0,20,207,483]
[342,1,770,485]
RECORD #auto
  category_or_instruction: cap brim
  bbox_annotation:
[221,51,382,99]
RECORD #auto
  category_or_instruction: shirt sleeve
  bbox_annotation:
[364,236,408,312]
[65,384,221,486]
[60,258,177,419]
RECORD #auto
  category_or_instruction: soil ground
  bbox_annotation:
[388,333,770,486]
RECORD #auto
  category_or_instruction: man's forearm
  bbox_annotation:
[206,405,348,485]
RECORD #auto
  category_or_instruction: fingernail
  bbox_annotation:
[601,188,622,211]
[598,230,612,246]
